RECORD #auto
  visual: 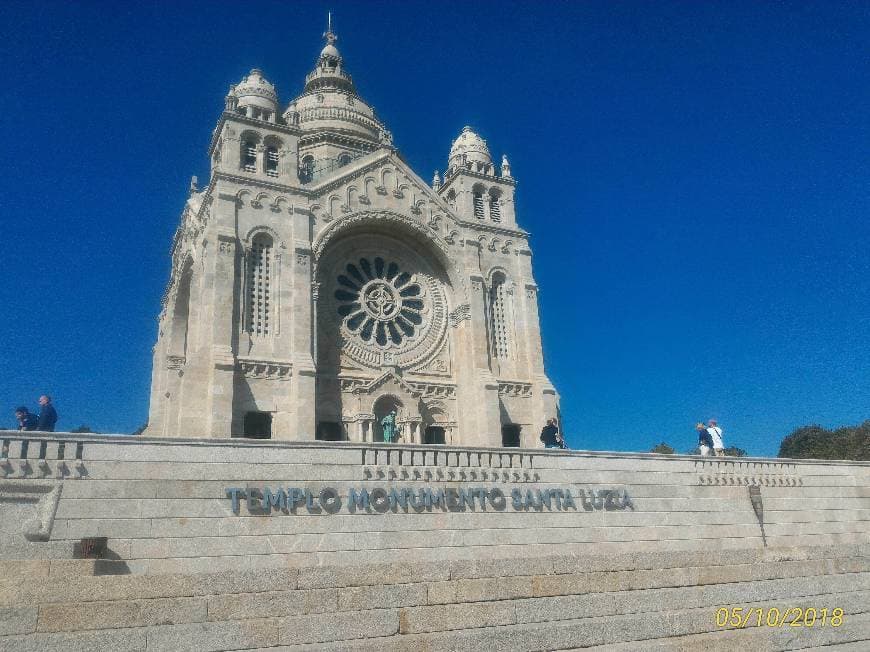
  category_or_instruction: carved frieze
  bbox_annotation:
[695,460,803,487]
[498,382,533,398]
[238,359,292,381]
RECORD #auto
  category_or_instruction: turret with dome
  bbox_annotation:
[147,17,559,447]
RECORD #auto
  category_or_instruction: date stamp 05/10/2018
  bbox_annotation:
[716,607,845,629]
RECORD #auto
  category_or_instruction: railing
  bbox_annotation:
[297,106,382,133]
[1,433,87,478]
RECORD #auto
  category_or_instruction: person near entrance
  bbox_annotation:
[381,410,398,443]
[540,418,561,449]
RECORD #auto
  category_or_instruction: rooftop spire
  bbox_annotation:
[323,11,337,46]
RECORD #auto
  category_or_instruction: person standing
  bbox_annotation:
[707,419,725,456]
[37,395,58,432]
[540,418,560,449]
[14,407,38,431]
[696,422,713,456]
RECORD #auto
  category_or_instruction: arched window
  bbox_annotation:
[489,191,501,222]
[446,189,457,210]
[489,272,510,359]
[241,139,257,172]
[247,234,273,335]
[472,189,485,219]
[337,153,352,167]
[299,155,315,183]
[265,146,279,177]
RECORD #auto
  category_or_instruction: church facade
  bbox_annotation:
[146,23,559,447]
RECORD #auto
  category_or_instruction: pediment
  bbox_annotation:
[354,369,422,399]
[307,152,461,240]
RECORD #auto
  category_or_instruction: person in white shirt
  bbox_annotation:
[707,419,725,456]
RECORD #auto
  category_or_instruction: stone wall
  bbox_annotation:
[1,431,868,649]
[1,431,868,572]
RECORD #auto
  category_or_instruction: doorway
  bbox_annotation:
[243,411,272,439]
[501,424,521,448]
[316,422,343,441]
[424,426,445,445]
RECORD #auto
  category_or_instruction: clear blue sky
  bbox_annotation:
[1,1,867,456]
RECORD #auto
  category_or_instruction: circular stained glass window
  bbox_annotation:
[334,257,425,347]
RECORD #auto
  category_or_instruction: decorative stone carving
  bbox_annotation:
[498,382,533,398]
[694,460,803,487]
[408,382,456,399]
[448,304,471,327]
[328,252,448,371]
[166,355,186,370]
[238,358,292,380]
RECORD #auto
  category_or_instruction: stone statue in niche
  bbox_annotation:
[381,410,398,443]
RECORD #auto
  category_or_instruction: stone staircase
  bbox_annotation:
[1,544,868,651]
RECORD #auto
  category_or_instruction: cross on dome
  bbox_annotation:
[323,12,337,46]
[320,12,341,60]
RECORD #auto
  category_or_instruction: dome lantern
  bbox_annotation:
[447,126,494,176]
[232,69,278,121]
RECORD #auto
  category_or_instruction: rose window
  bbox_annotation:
[334,257,424,347]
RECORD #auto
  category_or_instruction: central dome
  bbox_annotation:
[284,24,386,144]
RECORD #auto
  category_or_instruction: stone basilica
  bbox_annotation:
[147,22,559,447]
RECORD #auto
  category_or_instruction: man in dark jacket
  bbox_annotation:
[540,419,561,448]
[37,395,58,432]
[15,407,38,431]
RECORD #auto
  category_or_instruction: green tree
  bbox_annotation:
[71,425,96,434]
[650,442,676,454]
[779,421,870,461]
[723,446,748,457]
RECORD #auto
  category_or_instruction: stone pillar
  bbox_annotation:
[205,230,238,438]
[522,283,559,437]
[288,233,315,439]
[523,284,545,375]
[469,275,491,372]
[255,143,266,175]
[468,274,502,447]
